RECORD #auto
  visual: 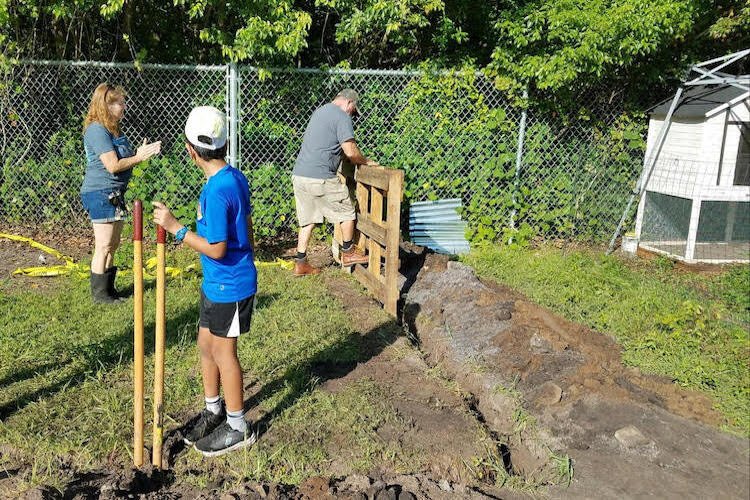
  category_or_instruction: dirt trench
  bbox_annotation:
[402,252,749,499]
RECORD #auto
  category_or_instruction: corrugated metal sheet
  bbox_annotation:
[409,198,470,254]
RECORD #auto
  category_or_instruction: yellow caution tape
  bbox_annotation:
[0,232,76,265]
[0,232,88,277]
[10,264,87,277]
[255,257,294,270]
[1,233,295,277]
[142,257,198,279]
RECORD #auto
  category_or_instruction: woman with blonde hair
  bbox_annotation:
[80,83,161,303]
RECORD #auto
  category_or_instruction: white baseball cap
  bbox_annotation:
[185,106,227,150]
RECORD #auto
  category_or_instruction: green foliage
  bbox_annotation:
[126,146,204,226]
[549,449,574,487]
[500,222,535,247]
[0,118,204,231]
[487,0,698,91]
[0,0,10,61]
[248,163,296,240]
[463,245,750,435]
[2,0,741,104]
[512,113,645,240]
[709,3,750,41]
[364,66,519,243]
[99,0,125,19]
[707,265,750,319]
[625,300,736,391]
[193,1,312,63]
[0,0,8,56]
[1,122,84,225]
[315,0,466,66]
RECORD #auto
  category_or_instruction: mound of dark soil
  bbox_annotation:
[404,258,749,499]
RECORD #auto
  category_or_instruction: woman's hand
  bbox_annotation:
[136,138,162,162]
[152,201,182,234]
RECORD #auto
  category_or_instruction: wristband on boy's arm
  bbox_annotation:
[174,226,188,243]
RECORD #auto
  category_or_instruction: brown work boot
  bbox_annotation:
[294,259,321,276]
[341,248,369,267]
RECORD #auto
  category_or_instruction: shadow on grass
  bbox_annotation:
[0,290,279,421]
[231,245,431,444]
[249,315,402,440]
[0,361,63,387]
[165,310,403,462]
[165,319,402,463]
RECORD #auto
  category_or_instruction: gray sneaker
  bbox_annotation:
[194,422,257,457]
[183,408,226,445]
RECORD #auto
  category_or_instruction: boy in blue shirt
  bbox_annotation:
[153,106,257,456]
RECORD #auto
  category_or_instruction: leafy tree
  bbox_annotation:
[708,1,750,43]
[486,0,698,92]
[1,0,747,88]
[310,0,467,67]
[174,0,311,63]
[0,0,313,64]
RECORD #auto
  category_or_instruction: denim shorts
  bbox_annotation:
[80,188,127,223]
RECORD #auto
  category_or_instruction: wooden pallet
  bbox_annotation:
[334,164,403,316]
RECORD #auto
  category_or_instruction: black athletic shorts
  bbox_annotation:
[199,289,255,338]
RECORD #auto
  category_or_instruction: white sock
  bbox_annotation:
[205,395,222,415]
[227,409,248,433]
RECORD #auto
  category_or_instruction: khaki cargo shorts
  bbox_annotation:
[293,175,356,227]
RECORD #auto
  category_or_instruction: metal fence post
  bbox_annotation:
[227,62,240,169]
[509,86,529,231]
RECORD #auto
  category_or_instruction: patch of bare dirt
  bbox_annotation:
[404,258,750,499]
[0,224,92,261]
[476,277,722,427]
[0,226,91,293]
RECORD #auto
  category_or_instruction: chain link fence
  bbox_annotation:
[0,61,226,227]
[0,60,647,246]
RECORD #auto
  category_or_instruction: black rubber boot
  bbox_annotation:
[90,272,117,304]
[104,266,125,301]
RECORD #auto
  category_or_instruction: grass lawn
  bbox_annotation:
[0,244,412,492]
[462,244,750,436]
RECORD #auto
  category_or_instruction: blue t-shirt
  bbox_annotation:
[81,122,135,193]
[197,164,257,302]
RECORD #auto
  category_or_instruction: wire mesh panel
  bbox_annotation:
[640,191,693,258]
[0,61,227,228]
[519,89,645,242]
[696,201,750,261]
[637,156,750,262]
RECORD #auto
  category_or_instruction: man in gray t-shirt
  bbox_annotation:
[292,88,377,276]
[293,101,355,179]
